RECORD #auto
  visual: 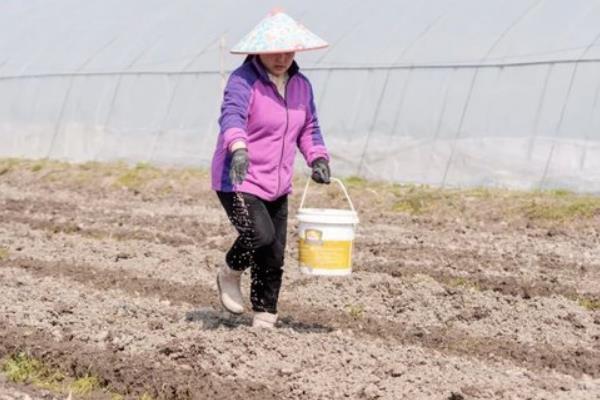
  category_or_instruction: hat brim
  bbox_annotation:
[230,44,329,55]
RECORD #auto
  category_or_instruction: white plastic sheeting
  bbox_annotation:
[1,0,600,192]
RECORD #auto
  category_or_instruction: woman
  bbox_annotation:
[211,10,331,328]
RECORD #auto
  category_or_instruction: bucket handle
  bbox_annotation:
[299,177,356,212]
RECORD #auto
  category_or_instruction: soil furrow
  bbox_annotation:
[0,257,218,309]
[3,256,599,379]
[355,244,600,298]
[0,211,198,246]
[0,321,281,399]
[364,261,598,303]
[4,191,599,290]
[0,196,226,234]
[3,208,599,303]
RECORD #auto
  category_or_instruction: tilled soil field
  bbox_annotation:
[0,159,599,399]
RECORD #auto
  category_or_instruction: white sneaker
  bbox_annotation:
[217,264,244,314]
[252,312,277,328]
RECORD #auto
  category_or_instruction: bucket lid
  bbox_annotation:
[297,208,359,224]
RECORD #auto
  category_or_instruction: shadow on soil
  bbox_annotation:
[185,307,334,333]
[185,307,251,329]
[278,316,335,334]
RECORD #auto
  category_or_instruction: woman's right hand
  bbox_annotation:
[229,148,249,185]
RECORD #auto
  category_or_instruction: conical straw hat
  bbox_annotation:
[231,10,328,54]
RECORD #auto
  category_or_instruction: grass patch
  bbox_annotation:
[388,182,600,222]
[523,196,600,221]
[69,161,205,193]
[448,277,481,291]
[392,186,445,214]
[114,162,161,190]
[345,304,365,320]
[71,374,101,395]
[78,161,106,171]
[23,159,71,174]
[547,188,573,197]
[2,352,65,391]
[0,158,22,174]
[133,161,153,171]
[0,247,8,261]
[464,187,494,199]
[30,163,44,172]
[393,197,428,214]
[2,352,45,383]
[1,352,126,398]
[2,157,599,223]
[578,296,600,311]
[342,175,369,188]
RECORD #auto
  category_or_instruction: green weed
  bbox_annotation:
[133,162,153,170]
[523,197,600,221]
[30,163,43,172]
[464,187,493,199]
[448,277,480,291]
[0,158,22,173]
[346,304,365,320]
[0,247,8,261]
[392,187,442,214]
[2,352,45,383]
[343,175,368,187]
[78,161,103,171]
[1,353,115,397]
[115,162,161,190]
[578,296,600,311]
[71,374,101,395]
[1,352,64,390]
[547,188,573,197]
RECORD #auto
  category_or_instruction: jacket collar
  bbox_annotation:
[245,55,299,83]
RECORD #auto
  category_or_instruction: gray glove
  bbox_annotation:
[311,157,330,184]
[229,148,249,185]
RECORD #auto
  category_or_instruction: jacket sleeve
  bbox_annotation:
[297,80,329,166]
[218,73,253,152]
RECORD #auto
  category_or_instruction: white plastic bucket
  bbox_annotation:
[297,177,359,276]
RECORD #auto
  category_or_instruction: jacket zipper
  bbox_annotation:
[276,78,290,198]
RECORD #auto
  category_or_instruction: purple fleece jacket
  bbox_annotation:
[211,56,329,201]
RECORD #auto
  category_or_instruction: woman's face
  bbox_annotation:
[258,52,295,77]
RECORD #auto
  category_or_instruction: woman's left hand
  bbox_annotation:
[311,158,330,184]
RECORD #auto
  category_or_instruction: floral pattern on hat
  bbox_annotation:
[231,11,328,54]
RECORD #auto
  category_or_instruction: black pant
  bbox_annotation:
[217,191,288,314]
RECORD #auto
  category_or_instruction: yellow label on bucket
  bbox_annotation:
[298,239,353,270]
